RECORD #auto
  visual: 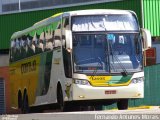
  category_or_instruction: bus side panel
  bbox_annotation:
[34,48,63,106]
[9,56,41,108]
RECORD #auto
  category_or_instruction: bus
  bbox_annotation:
[9,9,151,113]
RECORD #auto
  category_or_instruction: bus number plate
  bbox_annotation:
[105,90,116,94]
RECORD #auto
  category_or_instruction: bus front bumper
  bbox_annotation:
[72,82,144,100]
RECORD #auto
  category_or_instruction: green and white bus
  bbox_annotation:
[9,9,151,113]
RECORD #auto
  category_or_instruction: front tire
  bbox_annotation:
[57,86,74,112]
[57,87,65,111]
[117,99,128,110]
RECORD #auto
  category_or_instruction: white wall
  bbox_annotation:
[0,55,9,67]
[1,0,36,4]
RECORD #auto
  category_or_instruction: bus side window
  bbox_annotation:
[62,17,69,48]
[20,35,27,59]
[62,17,72,77]
[54,22,61,48]
[15,38,21,60]
[10,39,16,62]
[45,30,53,51]
[32,33,40,54]
[26,35,34,57]
[134,35,141,54]
[63,17,69,30]
[39,32,45,53]
[54,36,61,47]
[63,47,72,78]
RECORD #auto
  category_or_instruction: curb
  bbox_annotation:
[128,106,151,110]
[110,106,160,110]
[128,106,160,110]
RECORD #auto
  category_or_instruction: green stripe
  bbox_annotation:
[108,75,131,84]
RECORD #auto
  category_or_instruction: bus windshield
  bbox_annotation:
[72,33,143,74]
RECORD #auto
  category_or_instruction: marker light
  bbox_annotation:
[131,77,144,84]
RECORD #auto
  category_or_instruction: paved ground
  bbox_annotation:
[1,107,160,120]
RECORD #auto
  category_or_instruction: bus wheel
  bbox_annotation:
[57,87,65,111]
[117,99,128,110]
[22,94,29,113]
[18,91,22,109]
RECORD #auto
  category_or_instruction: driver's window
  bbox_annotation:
[94,35,105,47]
[80,35,91,46]
[134,35,141,54]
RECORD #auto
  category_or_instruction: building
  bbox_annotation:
[0,0,109,13]
[0,0,160,113]
[0,50,9,114]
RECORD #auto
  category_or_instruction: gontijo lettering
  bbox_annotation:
[21,60,36,74]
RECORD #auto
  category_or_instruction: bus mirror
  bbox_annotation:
[141,28,152,50]
[65,30,72,49]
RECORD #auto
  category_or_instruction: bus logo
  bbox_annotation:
[88,76,108,81]
[21,60,36,74]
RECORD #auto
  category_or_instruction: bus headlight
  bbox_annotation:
[131,77,144,84]
[74,79,90,85]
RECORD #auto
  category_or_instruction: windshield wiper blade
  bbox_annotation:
[109,43,128,76]
[113,54,128,76]
[90,57,103,79]
[112,56,128,76]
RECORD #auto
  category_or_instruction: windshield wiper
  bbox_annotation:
[109,42,128,76]
[112,54,128,76]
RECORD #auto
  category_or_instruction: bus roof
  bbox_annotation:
[65,9,134,16]
[10,12,63,40]
[10,9,134,40]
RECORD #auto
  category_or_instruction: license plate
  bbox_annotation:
[105,90,116,94]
